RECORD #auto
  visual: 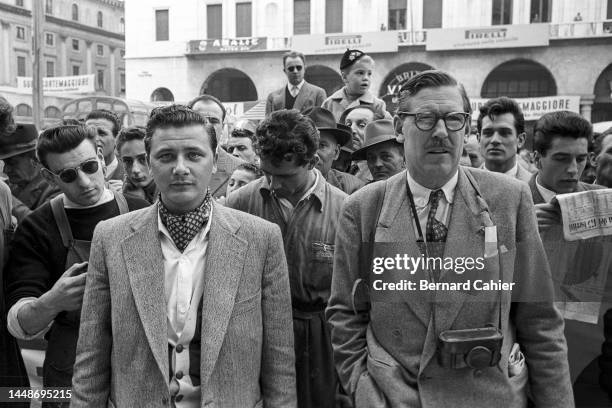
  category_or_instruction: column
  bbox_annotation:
[85,40,93,74]
[580,95,595,122]
[58,34,68,76]
[1,21,11,84]
[109,46,116,96]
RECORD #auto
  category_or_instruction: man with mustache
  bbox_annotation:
[265,51,326,116]
[476,97,533,182]
[327,70,572,407]
[529,111,612,401]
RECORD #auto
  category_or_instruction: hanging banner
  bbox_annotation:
[426,23,550,51]
[186,37,268,54]
[470,96,581,121]
[292,31,398,55]
[16,74,95,93]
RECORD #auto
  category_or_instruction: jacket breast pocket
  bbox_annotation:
[306,242,334,293]
[231,290,261,317]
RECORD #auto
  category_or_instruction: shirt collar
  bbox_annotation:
[62,187,114,209]
[406,170,458,207]
[535,175,558,203]
[329,88,375,104]
[483,159,518,178]
[287,80,305,92]
[105,156,118,180]
[260,168,326,209]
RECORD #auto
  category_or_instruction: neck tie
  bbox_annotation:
[425,190,448,277]
[291,86,299,97]
[159,193,212,252]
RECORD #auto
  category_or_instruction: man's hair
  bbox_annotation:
[533,111,592,156]
[592,127,612,156]
[339,105,385,124]
[282,51,306,67]
[0,102,15,136]
[85,109,121,137]
[397,70,472,114]
[116,126,146,153]
[186,94,226,122]
[230,128,256,143]
[235,162,264,178]
[340,55,375,76]
[255,109,319,167]
[145,105,217,155]
[476,96,525,134]
[36,125,97,169]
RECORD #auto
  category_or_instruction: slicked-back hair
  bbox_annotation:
[255,109,319,167]
[534,110,592,156]
[235,162,264,178]
[37,125,97,169]
[144,105,217,155]
[397,70,471,114]
[230,128,256,143]
[476,96,525,134]
[116,125,146,153]
[339,105,385,124]
[186,94,227,122]
[85,109,121,137]
[282,51,306,67]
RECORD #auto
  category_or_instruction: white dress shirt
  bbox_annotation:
[287,80,305,97]
[535,176,557,203]
[406,170,458,241]
[158,206,212,408]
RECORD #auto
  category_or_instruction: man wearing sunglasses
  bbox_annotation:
[265,50,327,116]
[4,125,149,395]
[326,70,572,407]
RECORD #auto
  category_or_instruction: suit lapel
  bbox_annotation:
[122,205,169,379]
[210,150,232,196]
[293,83,309,111]
[376,172,431,326]
[274,88,285,110]
[199,203,247,387]
[528,173,545,204]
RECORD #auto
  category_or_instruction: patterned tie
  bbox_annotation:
[426,190,448,264]
[159,193,212,252]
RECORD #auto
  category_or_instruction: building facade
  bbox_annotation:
[125,0,612,124]
[0,0,125,124]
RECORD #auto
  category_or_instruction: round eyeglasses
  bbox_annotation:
[46,159,99,183]
[397,111,470,132]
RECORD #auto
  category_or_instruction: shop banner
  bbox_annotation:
[16,74,95,93]
[292,31,398,55]
[470,96,581,121]
[187,37,268,54]
[426,23,549,51]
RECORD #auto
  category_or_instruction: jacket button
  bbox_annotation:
[176,371,184,379]
[175,395,184,402]
[176,344,184,353]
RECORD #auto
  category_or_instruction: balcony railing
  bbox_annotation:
[549,20,612,39]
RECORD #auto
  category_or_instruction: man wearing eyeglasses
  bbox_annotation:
[4,125,148,395]
[326,70,572,407]
[265,51,327,116]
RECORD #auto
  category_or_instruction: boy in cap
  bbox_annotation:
[322,49,390,121]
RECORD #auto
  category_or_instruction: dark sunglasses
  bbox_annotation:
[287,65,303,72]
[47,159,100,183]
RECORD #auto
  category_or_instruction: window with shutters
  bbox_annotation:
[155,9,169,41]
[423,0,443,29]
[97,11,103,28]
[325,0,343,33]
[72,3,78,21]
[294,0,310,34]
[45,0,53,14]
[207,4,222,39]
[236,2,252,37]
[388,0,406,30]
[72,65,80,76]
[97,70,105,91]
[492,0,512,25]
[17,56,26,77]
[16,26,25,40]
[46,61,55,77]
[45,33,55,46]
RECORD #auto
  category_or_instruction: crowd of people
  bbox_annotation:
[0,48,611,408]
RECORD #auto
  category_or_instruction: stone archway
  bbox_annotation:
[304,65,343,96]
[481,59,557,98]
[200,68,258,102]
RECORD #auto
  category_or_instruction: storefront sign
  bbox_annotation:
[187,37,268,54]
[292,31,398,55]
[17,74,95,93]
[470,96,581,121]
[426,23,549,51]
[379,62,434,97]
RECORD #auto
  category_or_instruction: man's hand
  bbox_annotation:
[535,202,562,232]
[41,261,89,313]
[17,262,89,336]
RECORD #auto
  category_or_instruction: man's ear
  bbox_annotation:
[40,167,56,186]
[394,115,405,143]
[589,152,597,168]
[517,132,526,150]
[340,71,348,84]
[534,151,543,170]
[333,144,340,161]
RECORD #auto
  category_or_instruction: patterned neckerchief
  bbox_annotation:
[158,192,212,252]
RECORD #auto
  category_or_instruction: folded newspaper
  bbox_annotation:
[556,189,612,241]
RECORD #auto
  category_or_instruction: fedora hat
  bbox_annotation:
[304,107,352,147]
[352,119,401,161]
[0,123,38,160]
